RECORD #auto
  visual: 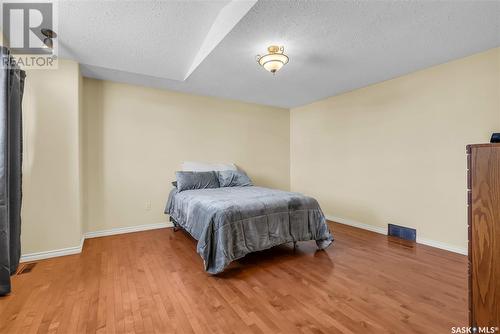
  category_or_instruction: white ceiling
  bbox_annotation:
[59,0,500,108]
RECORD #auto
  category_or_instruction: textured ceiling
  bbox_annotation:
[58,0,232,81]
[61,0,500,108]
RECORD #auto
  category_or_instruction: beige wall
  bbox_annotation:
[291,48,500,252]
[82,79,289,232]
[22,59,83,254]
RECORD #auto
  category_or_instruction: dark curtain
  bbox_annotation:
[0,47,25,296]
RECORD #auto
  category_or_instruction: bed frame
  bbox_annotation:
[169,216,181,232]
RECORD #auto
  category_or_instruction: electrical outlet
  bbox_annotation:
[145,200,152,211]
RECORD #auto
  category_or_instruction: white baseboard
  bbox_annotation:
[20,222,173,263]
[415,237,467,255]
[326,215,468,256]
[84,222,173,239]
[327,215,387,235]
[20,236,85,263]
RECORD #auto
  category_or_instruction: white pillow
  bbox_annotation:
[182,161,237,172]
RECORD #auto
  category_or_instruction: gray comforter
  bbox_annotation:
[165,186,333,274]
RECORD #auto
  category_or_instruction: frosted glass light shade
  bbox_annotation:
[259,54,289,73]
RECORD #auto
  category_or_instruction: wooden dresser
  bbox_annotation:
[467,143,500,327]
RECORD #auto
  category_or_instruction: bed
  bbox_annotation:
[165,170,333,274]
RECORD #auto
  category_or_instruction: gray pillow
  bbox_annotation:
[218,170,253,187]
[175,171,219,192]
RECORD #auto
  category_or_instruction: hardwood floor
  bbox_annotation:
[0,222,467,334]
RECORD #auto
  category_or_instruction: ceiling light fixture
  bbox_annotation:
[41,28,57,49]
[256,45,289,74]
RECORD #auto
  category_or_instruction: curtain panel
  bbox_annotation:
[0,47,25,296]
